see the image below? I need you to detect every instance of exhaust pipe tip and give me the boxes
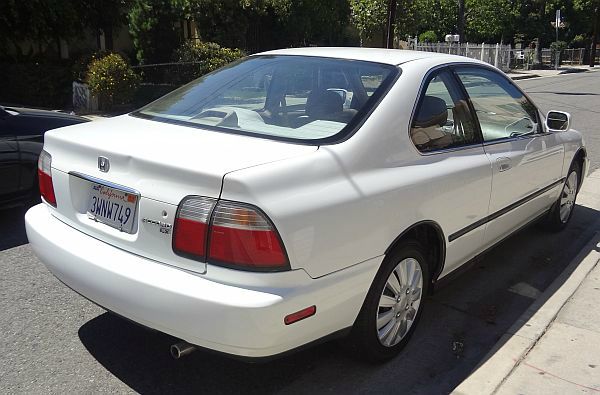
[170,341,196,359]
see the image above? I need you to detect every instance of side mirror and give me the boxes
[546,110,571,131]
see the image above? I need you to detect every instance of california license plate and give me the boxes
[87,183,138,233]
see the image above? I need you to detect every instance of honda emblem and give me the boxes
[98,156,110,172]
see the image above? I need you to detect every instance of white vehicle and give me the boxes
[25,48,589,361]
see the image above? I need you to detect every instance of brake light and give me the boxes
[38,150,56,207]
[173,197,216,259]
[208,201,288,270]
[172,197,289,271]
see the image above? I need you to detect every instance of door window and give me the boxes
[410,70,479,152]
[455,67,539,142]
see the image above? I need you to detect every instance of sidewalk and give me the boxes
[508,65,599,81]
[454,170,600,394]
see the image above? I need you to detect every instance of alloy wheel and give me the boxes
[376,257,423,347]
[559,171,578,223]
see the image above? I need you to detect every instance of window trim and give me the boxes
[129,55,401,146]
[408,65,483,155]
[450,64,544,145]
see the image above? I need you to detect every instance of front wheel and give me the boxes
[348,241,429,362]
[545,164,580,231]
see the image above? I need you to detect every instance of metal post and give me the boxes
[555,9,560,70]
[385,0,397,49]
[494,43,499,67]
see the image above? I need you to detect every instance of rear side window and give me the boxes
[410,70,479,152]
[455,67,539,142]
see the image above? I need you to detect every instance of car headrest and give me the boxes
[414,96,448,128]
[305,89,344,118]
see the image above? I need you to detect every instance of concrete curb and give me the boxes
[510,74,541,81]
[453,231,600,395]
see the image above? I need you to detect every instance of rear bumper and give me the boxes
[25,203,380,358]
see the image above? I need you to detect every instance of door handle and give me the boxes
[496,157,512,172]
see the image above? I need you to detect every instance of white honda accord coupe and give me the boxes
[25,48,589,362]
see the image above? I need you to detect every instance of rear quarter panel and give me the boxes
[222,57,494,279]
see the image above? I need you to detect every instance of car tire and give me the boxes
[545,162,581,231]
[348,240,429,362]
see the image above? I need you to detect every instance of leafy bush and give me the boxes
[570,35,587,48]
[550,41,567,52]
[549,41,568,66]
[170,41,244,83]
[418,31,438,43]
[86,53,140,110]
[72,50,110,83]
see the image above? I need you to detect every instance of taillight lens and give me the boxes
[38,150,56,207]
[172,196,289,271]
[208,201,288,270]
[172,196,216,259]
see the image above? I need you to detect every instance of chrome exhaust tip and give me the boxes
[170,341,196,359]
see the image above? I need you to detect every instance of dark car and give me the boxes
[0,105,89,208]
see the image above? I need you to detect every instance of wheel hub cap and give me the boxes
[559,171,578,223]
[376,257,424,347]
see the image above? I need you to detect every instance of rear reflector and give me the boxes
[284,306,317,325]
[173,197,216,259]
[38,150,56,207]
[208,201,288,270]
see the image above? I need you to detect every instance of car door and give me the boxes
[454,66,564,248]
[0,114,21,198]
[408,68,492,275]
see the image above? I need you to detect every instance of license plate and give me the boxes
[87,183,138,233]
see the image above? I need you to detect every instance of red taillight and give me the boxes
[172,197,216,259]
[38,150,56,207]
[172,197,289,271]
[208,202,288,270]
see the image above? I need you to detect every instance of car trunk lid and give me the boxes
[43,115,317,273]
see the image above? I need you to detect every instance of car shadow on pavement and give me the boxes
[77,205,600,394]
[0,204,34,251]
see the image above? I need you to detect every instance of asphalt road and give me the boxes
[516,69,600,171]
[1,71,600,394]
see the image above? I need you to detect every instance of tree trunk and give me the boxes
[535,0,546,66]
[591,6,599,67]
[458,0,465,42]
[104,26,114,51]
[386,0,398,48]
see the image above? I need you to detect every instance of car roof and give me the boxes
[254,47,486,66]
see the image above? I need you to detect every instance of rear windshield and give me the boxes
[133,55,398,143]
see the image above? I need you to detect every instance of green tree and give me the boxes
[0,0,86,59]
[465,0,514,42]
[574,0,600,66]
[349,0,388,45]
[411,0,458,42]
[128,0,180,63]
[176,0,254,49]
[80,0,131,50]
[272,0,351,46]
